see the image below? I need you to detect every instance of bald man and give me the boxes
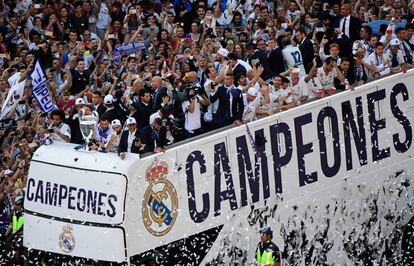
[151,76,169,111]
[336,3,361,43]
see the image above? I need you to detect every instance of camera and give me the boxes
[164,117,183,141]
[182,82,202,101]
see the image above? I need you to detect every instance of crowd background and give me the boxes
[0,0,414,264]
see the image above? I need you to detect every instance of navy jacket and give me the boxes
[140,125,167,153]
[210,85,244,127]
[118,129,143,155]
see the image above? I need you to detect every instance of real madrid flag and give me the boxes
[0,79,26,120]
[30,60,57,113]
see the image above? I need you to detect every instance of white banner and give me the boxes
[30,60,56,112]
[0,79,25,120]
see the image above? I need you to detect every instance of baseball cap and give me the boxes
[4,169,13,176]
[259,226,273,236]
[14,195,24,205]
[217,48,229,58]
[111,119,122,127]
[247,87,258,97]
[75,98,85,105]
[104,94,114,105]
[390,38,401,46]
[126,117,136,126]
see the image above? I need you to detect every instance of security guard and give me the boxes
[256,226,281,266]
[6,195,24,236]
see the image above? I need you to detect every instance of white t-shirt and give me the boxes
[278,87,294,105]
[289,78,309,101]
[282,45,306,78]
[307,78,323,99]
[285,10,301,22]
[109,131,122,153]
[316,66,337,89]
[49,122,71,143]
[364,52,390,77]
[182,97,202,131]
[242,94,260,122]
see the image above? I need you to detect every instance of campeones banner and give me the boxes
[30,60,57,113]
[127,72,414,259]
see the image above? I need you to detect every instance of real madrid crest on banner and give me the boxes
[58,224,76,253]
[142,158,178,237]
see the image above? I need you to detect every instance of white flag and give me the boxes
[30,60,56,112]
[0,80,26,120]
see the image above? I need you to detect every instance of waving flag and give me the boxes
[0,80,25,120]
[30,60,57,112]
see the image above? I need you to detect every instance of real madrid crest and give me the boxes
[142,158,178,237]
[59,224,76,253]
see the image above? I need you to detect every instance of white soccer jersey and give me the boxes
[282,45,307,78]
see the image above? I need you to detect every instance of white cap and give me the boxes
[111,119,122,127]
[390,38,401,46]
[126,117,136,126]
[247,87,258,97]
[75,98,85,105]
[4,169,13,176]
[217,48,229,57]
[104,94,114,105]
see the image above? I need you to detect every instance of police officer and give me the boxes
[6,196,24,237]
[256,226,281,266]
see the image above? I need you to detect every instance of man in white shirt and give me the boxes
[96,116,113,150]
[281,37,306,78]
[385,38,407,73]
[316,56,345,90]
[278,77,296,110]
[182,88,209,139]
[118,117,143,159]
[364,42,391,78]
[289,68,309,106]
[48,109,71,143]
[96,1,110,40]
[106,119,123,153]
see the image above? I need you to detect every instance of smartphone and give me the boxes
[34,4,41,9]
[45,31,53,37]
[108,34,115,39]
[129,9,137,14]
[48,129,54,133]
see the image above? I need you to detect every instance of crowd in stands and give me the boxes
[1,0,414,263]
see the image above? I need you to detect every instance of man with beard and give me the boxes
[106,119,123,153]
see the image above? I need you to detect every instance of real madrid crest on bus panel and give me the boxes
[59,224,76,253]
[142,158,178,237]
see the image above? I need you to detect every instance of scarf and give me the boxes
[113,42,146,65]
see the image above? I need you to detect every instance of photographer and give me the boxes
[182,86,210,139]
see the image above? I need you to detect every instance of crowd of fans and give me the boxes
[0,0,414,263]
